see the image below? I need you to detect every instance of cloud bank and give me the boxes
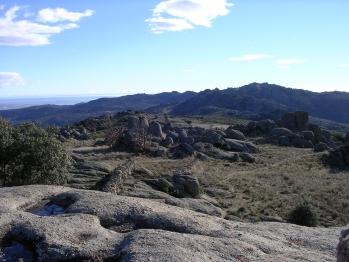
[146,0,233,33]
[0,72,24,88]
[0,6,94,46]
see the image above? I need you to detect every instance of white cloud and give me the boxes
[146,0,233,33]
[0,72,24,88]
[230,54,273,62]
[339,64,349,68]
[37,8,94,23]
[0,6,94,46]
[276,59,304,66]
[276,59,305,69]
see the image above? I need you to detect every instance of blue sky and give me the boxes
[0,0,349,97]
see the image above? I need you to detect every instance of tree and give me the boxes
[0,118,14,185]
[0,121,71,187]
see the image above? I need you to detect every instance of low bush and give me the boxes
[0,119,71,186]
[288,202,317,227]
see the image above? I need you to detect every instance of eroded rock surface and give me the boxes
[0,185,343,261]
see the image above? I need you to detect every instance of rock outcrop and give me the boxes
[0,185,344,261]
[281,111,309,131]
[94,160,135,193]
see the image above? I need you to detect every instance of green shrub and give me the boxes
[288,202,317,227]
[333,133,345,143]
[0,119,71,186]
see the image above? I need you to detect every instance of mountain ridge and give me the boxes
[1,83,349,125]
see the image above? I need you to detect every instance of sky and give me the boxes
[0,0,349,98]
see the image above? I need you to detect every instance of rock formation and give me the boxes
[0,185,344,261]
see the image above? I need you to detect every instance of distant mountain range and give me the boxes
[1,83,349,125]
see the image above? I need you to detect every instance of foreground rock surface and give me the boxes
[0,185,344,261]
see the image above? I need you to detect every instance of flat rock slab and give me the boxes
[0,185,344,261]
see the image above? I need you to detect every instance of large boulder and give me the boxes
[149,144,168,157]
[326,146,349,169]
[281,111,309,131]
[149,121,166,139]
[256,119,277,133]
[0,185,343,261]
[300,131,315,141]
[139,116,149,130]
[292,138,314,149]
[128,115,140,130]
[193,142,239,162]
[173,172,201,198]
[225,139,258,153]
[171,143,195,159]
[200,130,226,147]
[271,128,294,137]
[225,127,246,141]
[162,136,174,147]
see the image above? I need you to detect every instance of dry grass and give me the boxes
[110,145,348,227]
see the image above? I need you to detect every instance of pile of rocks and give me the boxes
[110,114,259,163]
[234,111,338,152]
[59,126,90,141]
